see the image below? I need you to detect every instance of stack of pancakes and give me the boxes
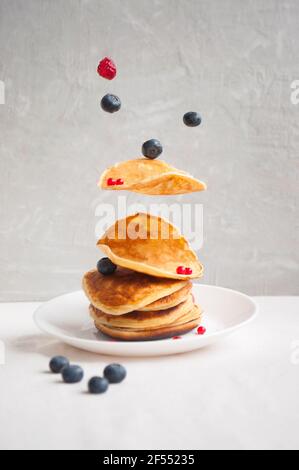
[83,213,204,341]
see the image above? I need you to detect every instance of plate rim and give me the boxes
[33,284,259,346]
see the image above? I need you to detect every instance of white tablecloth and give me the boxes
[0,297,298,450]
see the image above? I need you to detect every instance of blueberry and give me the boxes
[49,356,69,373]
[183,112,202,127]
[62,365,84,384]
[97,258,117,275]
[104,363,127,384]
[101,94,121,113]
[142,139,163,159]
[88,376,109,394]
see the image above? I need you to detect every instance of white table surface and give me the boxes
[0,296,298,450]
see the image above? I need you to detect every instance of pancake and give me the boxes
[82,267,187,315]
[139,281,192,311]
[99,158,207,196]
[97,212,204,280]
[93,305,202,341]
[90,294,195,330]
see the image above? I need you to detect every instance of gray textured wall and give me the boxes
[0,0,298,301]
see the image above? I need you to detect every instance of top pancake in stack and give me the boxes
[97,212,203,279]
[82,213,203,341]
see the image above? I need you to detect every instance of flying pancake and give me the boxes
[98,158,207,196]
[82,267,188,315]
[97,212,204,280]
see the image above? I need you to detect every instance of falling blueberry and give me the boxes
[101,94,121,113]
[88,377,109,394]
[142,139,163,159]
[62,365,84,384]
[49,356,69,373]
[104,364,127,384]
[97,258,117,276]
[183,112,202,127]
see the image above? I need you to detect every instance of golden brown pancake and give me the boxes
[99,158,207,196]
[82,267,188,315]
[97,213,204,280]
[139,281,192,311]
[90,294,195,330]
[93,305,202,341]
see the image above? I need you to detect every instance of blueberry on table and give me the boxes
[88,377,109,394]
[183,112,202,127]
[142,139,163,159]
[49,356,69,373]
[104,364,127,384]
[101,94,121,113]
[62,365,84,384]
[97,258,117,275]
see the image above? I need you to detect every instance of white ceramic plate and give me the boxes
[34,285,258,357]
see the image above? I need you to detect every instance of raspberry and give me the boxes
[107,178,124,186]
[97,57,117,80]
[176,266,192,275]
[197,326,206,335]
[176,266,186,275]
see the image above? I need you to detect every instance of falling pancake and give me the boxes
[90,294,195,330]
[98,158,207,195]
[97,212,204,280]
[82,267,188,315]
[94,305,202,341]
[139,281,192,311]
